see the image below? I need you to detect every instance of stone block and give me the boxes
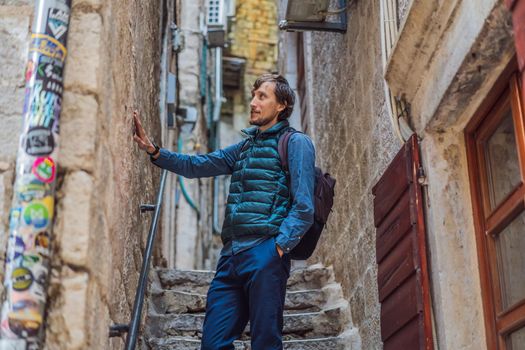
[0,1,33,5]
[85,280,111,350]
[59,91,98,171]
[0,164,14,292]
[63,11,102,94]
[45,268,89,350]
[57,170,93,266]
[0,110,22,162]
[72,0,102,11]
[61,271,89,349]
[0,10,30,87]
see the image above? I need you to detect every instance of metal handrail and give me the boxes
[110,169,168,349]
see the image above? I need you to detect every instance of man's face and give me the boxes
[249,82,285,128]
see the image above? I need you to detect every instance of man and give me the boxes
[133,74,315,350]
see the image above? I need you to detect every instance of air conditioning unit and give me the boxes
[207,0,225,26]
[225,0,236,18]
[207,0,226,47]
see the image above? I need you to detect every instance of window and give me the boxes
[466,63,525,349]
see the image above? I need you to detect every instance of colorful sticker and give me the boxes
[34,232,50,257]
[29,34,67,62]
[6,237,26,264]
[24,127,55,156]
[34,55,64,95]
[17,177,50,203]
[20,254,41,268]
[46,8,69,42]
[11,268,33,292]
[7,299,42,338]
[25,60,35,84]
[26,80,62,129]
[22,202,49,229]
[8,209,22,231]
[32,157,55,183]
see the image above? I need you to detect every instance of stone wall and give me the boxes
[289,1,402,347]
[0,3,33,304]
[0,0,167,348]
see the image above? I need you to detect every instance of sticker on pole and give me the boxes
[24,127,55,156]
[32,157,56,183]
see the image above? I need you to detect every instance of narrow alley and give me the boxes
[0,0,524,349]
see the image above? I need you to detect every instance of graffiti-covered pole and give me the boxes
[0,0,71,349]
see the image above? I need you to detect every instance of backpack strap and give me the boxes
[278,129,301,174]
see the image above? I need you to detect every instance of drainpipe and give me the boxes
[212,47,223,235]
[177,137,200,217]
[0,0,71,348]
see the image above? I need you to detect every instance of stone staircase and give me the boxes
[142,263,360,349]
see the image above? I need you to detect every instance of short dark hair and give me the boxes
[252,74,295,120]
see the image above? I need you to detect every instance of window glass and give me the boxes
[507,325,525,350]
[496,211,525,310]
[484,109,521,210]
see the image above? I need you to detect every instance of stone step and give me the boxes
[150,288,326,314]
[157,263,334,294]
[145,335,347,350]
[146,305,348,340]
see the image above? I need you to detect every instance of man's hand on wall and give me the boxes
[133,110,157,156]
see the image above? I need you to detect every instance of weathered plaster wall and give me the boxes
[1,0,166,348]
[419,131,487,350]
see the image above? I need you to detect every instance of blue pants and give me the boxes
[201,237,292,350]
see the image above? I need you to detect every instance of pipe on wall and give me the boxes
[212,47,223,236]
[0,0,72,348]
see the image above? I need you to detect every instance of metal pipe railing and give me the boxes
[109,169,168,349]
[125,169,167,349]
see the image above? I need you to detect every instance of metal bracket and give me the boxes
[279,0,348,33]
[109,324,129,338]
[140,204,156,213]
[279,19,347,33]
[170,23,185,53]
[417,166,428,186]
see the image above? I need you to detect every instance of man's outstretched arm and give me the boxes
[151,144,242,178]
[133,110,243,178]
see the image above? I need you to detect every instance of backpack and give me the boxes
[278,130,336,260]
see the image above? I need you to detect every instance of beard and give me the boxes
[249,112,275,127]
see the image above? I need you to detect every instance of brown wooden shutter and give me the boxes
[372,134,434,350]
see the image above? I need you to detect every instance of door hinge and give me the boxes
[417,166,428,186]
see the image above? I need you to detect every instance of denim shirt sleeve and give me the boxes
[151,139,245,178]
[275,133,315,253]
